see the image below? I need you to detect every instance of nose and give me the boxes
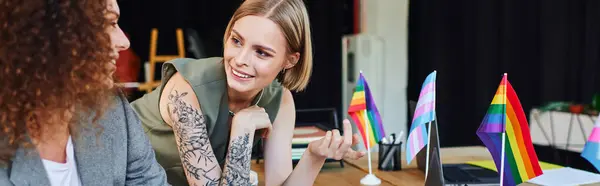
[115,28,130,51]
[234,47,251,67]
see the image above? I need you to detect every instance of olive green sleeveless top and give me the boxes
[130,57,283,186]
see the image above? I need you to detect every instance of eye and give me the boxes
[107,20,118,28]
[256,49,271,57]
[231,37,241,46]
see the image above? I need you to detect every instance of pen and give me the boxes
[382,137,389,144]
[397,131,404,144]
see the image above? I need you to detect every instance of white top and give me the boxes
[41,136,82,186]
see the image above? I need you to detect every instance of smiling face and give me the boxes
[104,0,130,86]
[223,15,298,93]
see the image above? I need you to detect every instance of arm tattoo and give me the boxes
[221,133,252,186]
[168,90,220,185]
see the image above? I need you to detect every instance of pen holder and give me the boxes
[378,141,402,171]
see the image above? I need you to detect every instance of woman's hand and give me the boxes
[308,119,366,160]
[232,106,272,138]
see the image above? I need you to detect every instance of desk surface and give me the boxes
[252,146,598,185]
[344,146,600,186]
[344,146,492,185]
[251,161,395,186]
[250,147,492,186]
[344,146,492,170]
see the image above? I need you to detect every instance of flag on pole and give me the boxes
[476,74,543,186]
[406,71,437,164]
[348,72,386,149]
[581,114,600,172]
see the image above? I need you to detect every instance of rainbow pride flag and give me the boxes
[406,71,437,164]
[476,74,543,186]
[348,72,385,149]
[581,114,600,172]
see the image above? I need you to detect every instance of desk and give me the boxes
[343,146,492,185]
[344,146,600,186]
[252,146,598,185]
[251,161,395,186]
[249,147,490,185]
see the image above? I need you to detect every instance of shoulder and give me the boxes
[100,92,130,123]
[87,91,147,137]
[96,92,138,132]
[261,80,286,105]
[280,88,294,107]
[275,88,295,119]
[167,57,222,66]
[105,93,169,185]
[163,57,225,87]
[159,72,202,125]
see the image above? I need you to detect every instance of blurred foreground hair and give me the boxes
[0,0,117,164]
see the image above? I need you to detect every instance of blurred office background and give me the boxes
[115,0,600,172]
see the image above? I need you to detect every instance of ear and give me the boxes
[285,52,300,70]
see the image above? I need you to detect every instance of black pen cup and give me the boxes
[378,141,402,171]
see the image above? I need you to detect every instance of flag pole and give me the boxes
[425,70,437,179]
[359,71,381,185]
[500,132,506,186]
[425,121,432,179]
[500,73,508,186]
[365,110,373,175]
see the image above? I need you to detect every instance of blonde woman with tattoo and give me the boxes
[131,0,366,185]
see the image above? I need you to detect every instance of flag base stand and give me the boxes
[360,174,381,185]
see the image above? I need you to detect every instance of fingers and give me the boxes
[258,107,266,112]
[329,129,343,159]
[343,149,367,160]
[342,119,353,145]
[315,131,333,157]
[265,124,273,138]
[257,107,270,126]
[336,120,354,160]
[248,105,263,110]
[335,134,353,160]
[323,119,359,160]
[249,107,271,130]
[261,124,272,138]
[241,106,266,113]
[308,120,366,161]
[352,134,361,146]
[254,106,266,112]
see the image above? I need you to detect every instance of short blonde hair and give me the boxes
[223,0,313,92]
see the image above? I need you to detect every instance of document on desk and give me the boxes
[527,167,600,185]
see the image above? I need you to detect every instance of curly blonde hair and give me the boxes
[0,0,117,164]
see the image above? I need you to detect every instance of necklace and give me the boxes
[228,89,264,116]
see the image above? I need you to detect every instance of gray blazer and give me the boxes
[0,94,169,186]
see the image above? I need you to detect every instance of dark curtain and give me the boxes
[118,0,242,66]
[408,0,600,148]
[294,0,355,120]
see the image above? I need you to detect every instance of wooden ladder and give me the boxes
[138,28,185,93]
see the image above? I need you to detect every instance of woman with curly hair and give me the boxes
[0,0,168,185]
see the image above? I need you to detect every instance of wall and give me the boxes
[360,0,410,146]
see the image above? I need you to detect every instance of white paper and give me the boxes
[527,167,600,185]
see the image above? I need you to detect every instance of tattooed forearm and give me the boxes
[221,133,252,186]
[168,90,221,185]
